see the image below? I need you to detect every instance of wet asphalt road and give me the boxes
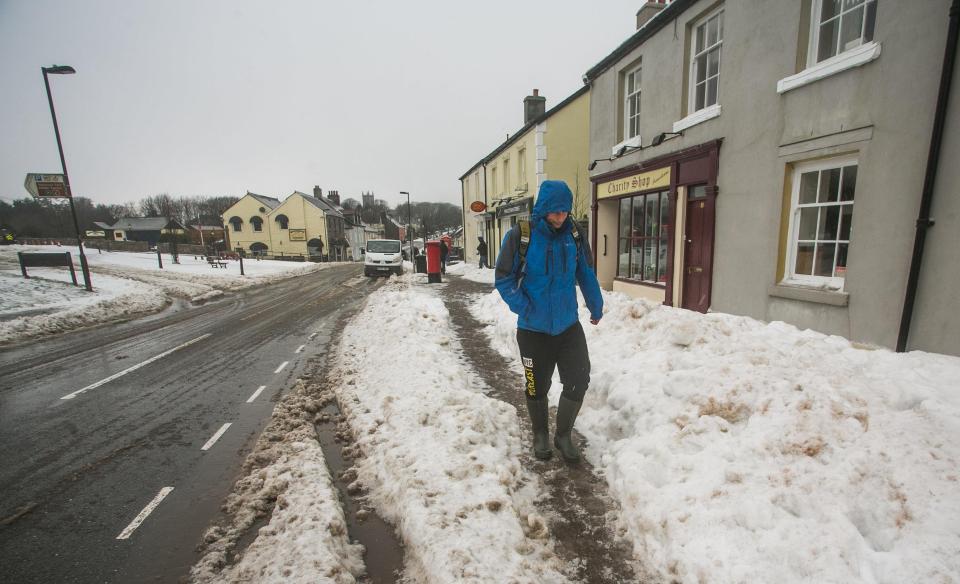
[0,263,377,584]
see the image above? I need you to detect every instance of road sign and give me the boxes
[24,173,72,198]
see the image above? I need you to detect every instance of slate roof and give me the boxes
[109,217,184,231]
[292,191,344,219]
[246,192,281,210]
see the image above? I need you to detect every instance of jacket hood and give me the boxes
[531,180,573,219]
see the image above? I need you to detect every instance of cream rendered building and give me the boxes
[460,87,591,264]
[270,191,329,258]
[222,192,281,255]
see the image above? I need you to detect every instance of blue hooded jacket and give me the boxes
[494,180,604,335]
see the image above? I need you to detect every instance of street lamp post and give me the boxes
[42,65,93,292]
[400,191,412,260]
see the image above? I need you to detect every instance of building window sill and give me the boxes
[768,283,849,306]
[615,277,666,290]
[672,104,721,133]
[777,42,881,94]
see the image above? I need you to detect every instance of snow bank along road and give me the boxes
[0,263,377,584]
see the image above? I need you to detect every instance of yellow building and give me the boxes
[222,192,281,255]
[460,87,590,264]
[222,190,337,259]
[269,191,329,258]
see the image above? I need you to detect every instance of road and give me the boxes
[0,263,378,583]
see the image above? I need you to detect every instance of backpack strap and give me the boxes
[516,218,582,277]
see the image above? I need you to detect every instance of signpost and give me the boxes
[24,173,71,199]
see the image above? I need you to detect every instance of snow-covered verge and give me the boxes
[191,377,364,584]
[446,260,494,284]
[0,245,340,346]
[470,271,960,584]
[330,273,567,582]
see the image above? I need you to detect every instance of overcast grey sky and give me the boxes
[0,1,640,209]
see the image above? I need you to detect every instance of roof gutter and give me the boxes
[896,0,959,352]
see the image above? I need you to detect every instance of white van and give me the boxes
[364,239,403,277]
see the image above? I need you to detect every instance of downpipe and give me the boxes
[896,0,959,352]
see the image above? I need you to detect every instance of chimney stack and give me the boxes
[636,0,667,30]
[328,190,340,205]
[523,89,546,124]
[313,185,323,199]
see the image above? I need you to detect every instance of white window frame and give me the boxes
[491,167,498,196]
[688,6,724,116]
[784,155,858,290]
[503,158,510,193]
[516,148,528,193]
[808,0,877,66]
[624,62,643,140]
[778,0,880,93]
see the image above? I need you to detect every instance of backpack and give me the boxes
[516,218,583,276]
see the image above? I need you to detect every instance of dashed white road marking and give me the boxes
[240,308,270,322]
[295,344,305,353]
[274,361,289,374]
[246,385,266,403]
[308,332,318,340]
[116,487,174,540]
[62,334,212,400]
[201,423,232,451]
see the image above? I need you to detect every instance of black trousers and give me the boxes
[516,322,590,403]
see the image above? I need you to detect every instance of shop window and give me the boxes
[617,190,670,284]
[785,156,857,289]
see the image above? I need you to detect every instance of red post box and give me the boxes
[425,240,442,283]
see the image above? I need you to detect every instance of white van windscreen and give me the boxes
[367,241,401,253]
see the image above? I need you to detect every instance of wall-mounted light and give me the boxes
[588,157,614,171]
[650,131,683,147]
[616,143,644,157]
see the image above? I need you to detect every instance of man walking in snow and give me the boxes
[477,237,489,269]
[494,180,603,463]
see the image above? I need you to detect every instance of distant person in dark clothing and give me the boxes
[477,237,489,269]
[440,239,449,273]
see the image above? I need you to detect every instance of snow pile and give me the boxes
[473,289,960,583]
[332,274,567,582]
[0,268,167,345]
[446,261,495,284]
[191,378,364,584]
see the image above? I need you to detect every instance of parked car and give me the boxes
[364,239,403,277]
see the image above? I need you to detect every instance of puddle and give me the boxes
[314,402,404,583]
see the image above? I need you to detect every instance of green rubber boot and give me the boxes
[553,396,583,463]
[526,399,552,460]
